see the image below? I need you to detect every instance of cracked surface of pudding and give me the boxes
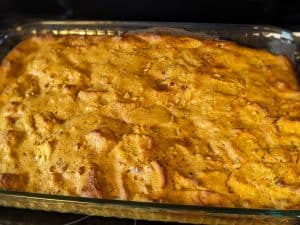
[0,34,299,209]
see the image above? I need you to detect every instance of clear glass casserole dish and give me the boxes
[0,21,299,225]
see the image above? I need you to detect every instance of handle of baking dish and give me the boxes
[293,31,300,48]
[293,32,300,80]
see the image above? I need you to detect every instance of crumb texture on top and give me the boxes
[0,34,299,209]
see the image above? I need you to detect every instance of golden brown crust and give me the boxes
[0,34,299,209]
[0,173,28,190]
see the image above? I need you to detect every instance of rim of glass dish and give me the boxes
[0,189,299,217]
[2,20,293,40]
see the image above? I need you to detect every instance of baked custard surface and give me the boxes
[0,34,299,209]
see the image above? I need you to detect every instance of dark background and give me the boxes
[0,0,300,29]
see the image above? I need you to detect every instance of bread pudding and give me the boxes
[0,34,299,209]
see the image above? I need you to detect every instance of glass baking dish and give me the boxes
[0,21,299,225]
